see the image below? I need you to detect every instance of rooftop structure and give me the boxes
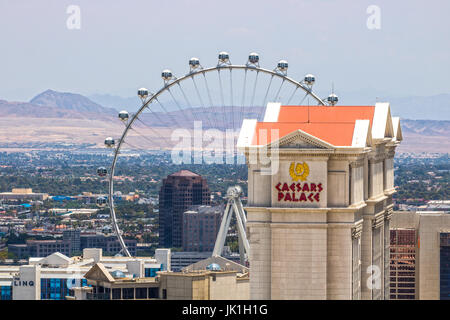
[0,189,48,202]
[70,256,249,300]
[0,248,171,300]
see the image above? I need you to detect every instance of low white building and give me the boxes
[0,248,171,300]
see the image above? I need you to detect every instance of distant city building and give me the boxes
[79,234,137,256]
[416,200,450,213]
[63,229,81,254]
[389,228,417,299]
[8,233,137,258]
[182,205,223,252]
[159,170,211,248]
[390,210,450,300]
[0,188,48,202]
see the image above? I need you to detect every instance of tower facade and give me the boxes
[238,102,402,299]
[159,170,211,248]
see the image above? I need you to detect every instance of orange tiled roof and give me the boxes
[251,105,376,147]
[253,122,356,146]
[277,106,375,125]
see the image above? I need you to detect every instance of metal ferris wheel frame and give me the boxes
[107,57,328,257]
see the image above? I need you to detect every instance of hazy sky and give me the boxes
[1,0,449,102]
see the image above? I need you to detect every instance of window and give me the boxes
[0,286,12,300]
[148,287,159,299]
[440,233,450,300]
[112,288,121,300]
[136,288,147,299]
[122,288,134,300]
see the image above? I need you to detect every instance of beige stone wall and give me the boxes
[372,224,383,300]
[328,172,347,207]
[391,211,419,229]
[248,164,272,207]
[351,166,364,205]
[161,275,195,300]
[328,160,349,208]
[360,214,373,300]
[209,274,249,300]
[369,161,384,198]
[247,210,272,300]
[327,226,353,299]
[417,213,449,300]
[271,225,327,299]
[384,158,395,190]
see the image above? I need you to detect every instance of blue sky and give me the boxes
[1,0,449,102]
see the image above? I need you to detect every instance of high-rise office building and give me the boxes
[238,102,402,299]
[390,211,450,300]
[159,170,211,248]
[389,228,417,299]
[63,229,81,254]
[440,232,450,300]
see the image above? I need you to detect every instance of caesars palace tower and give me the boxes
[237,102,402,300]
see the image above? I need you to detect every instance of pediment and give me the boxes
[84,263,115,282]
[44,252,71,266]
[373,102,394,140]
[270,130,334,150]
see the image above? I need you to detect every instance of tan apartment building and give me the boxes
[390,211,450,300]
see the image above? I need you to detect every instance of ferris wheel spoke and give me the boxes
[229,69,235,131]
[176,82,199,124]
[286,86,299,105]
[262,75,274,111]
[153,98,184,129]
[134,117,172,147]
[191,77,213,129]
[142,101,171,128]
[298,91,310,105]
[201,72,216,128]
[122,139,161,153]
[128,130,162,150]
[249,71,260,123]
[202,72,214,107]
[239,69,248,131]
[167,88,194,126]
[273,79,285,102]
[217,69,227,130]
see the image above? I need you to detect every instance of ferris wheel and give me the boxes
[96,51,339,257]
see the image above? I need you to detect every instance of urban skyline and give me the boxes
[0,0,449,307]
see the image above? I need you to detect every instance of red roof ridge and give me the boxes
[169,170,200,177]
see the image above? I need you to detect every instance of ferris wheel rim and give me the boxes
[107,63,327,257]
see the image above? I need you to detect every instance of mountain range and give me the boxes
[0,90,116,119]
[88,92,450,121]
[0,89,448,153]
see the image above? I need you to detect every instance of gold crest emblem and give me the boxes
[289,162,309,181]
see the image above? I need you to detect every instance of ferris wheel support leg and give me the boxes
[231,201,250,256]
[238,228,245,265]
[213,201,232,257]
[234,198,247,225]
